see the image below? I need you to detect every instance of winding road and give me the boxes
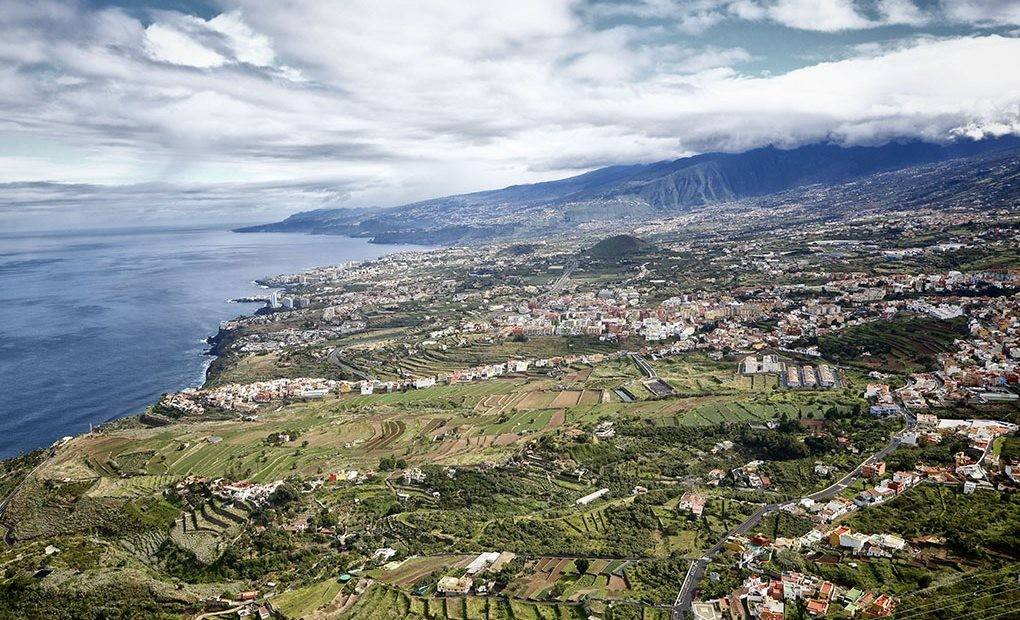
[671,415,914,619]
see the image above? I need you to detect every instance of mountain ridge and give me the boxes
[237,136,1020,244]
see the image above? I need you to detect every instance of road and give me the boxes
[671,416,914,619]
[327,349,374,382]
[545,260,578,297]
[672,503,771,617]
[803,435,902,503]
[631,353,657,379]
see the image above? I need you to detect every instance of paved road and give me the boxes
[327,349,374,382]
[545,260,578,297]
[671,416,914,619]
[631,353,657,379]
[804,435,902,503]
[672,504,770,617]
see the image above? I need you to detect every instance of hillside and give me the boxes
[583,234,651,259]
[237,136,1020,244]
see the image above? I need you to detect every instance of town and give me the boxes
[1,157,1018,620]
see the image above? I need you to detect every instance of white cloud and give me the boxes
[740,0,873,31]
[876,0,930,26]
[207,11,276,67]
[0,0,1017,221]
[609,0,1020,32]
[144,23,226,68]
[942,0,1020,27]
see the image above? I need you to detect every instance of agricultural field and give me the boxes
[273,578,345,619]
[341,582,597,619]
[0,341,960,618]
[352,336,623,384]
[504,557,632,602]
[376,555,475,588]
[649,354,754,395]
[817,315,967,373]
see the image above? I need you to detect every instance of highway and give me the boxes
[630,353,657,379]
[327,349,374,382]
[545,259,578,297]
[671,415,914,619]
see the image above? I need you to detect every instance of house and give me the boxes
[840,532,870,554]
[437,575,473,595]
[827,526,852,547]
[692,602,723,620]
[870,404,901,417]
[402,468,426,484]
[862,461,886,479]
[679,492,706,516]
[510,360,530,372]
[865,593,897,617]
[806,598,829,616]
[412,376,436,389]
[871,534,906,552]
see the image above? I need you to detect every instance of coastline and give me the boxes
[0,229,419,462]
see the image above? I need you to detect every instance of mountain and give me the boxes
[237,136,1020,244]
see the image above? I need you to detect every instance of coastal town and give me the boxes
[1,158,1018,620]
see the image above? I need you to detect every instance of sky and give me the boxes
[1,0,1019,230]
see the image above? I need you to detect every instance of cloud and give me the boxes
[608,0,1020,32]
[144,22,226,68]
[0,0,1016,223]
[875,0,930,27]
[942,1,1020,27]
[0,178,368,232]
[733,0,873,31]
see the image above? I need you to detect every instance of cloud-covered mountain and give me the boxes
[238,136,1020,244]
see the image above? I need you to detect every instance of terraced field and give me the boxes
[561,508,609,538]
[818,316,965,372]
[505,556,632,603]
[342,582,595,619]
[89,474,183,498]
[377,337,620,383]
[119,529,169,566]
[378,555,474,587]
[274,578,345,619]
[364,420,408,450]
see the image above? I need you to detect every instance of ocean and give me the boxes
[0,226,418,459]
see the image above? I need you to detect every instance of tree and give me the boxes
[574,558,590,575]
[269,483,300,507]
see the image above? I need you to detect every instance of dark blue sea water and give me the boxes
[0,226,418,458]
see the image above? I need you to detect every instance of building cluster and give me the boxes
[693,570,897,619]
[740,353,838,390]
[173,476,285,509]
[731,461,771,490]
[158,378,343,415]
[434,551,517,596]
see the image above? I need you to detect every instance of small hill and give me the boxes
[584,234,650,259]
